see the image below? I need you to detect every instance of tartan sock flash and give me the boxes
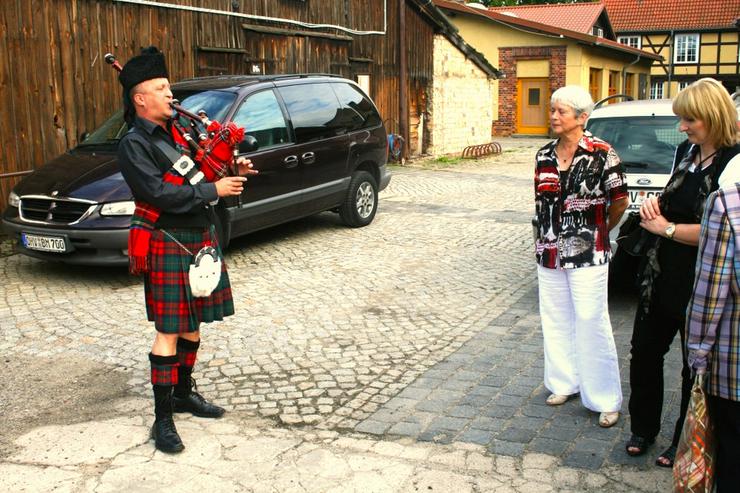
[174,338,200,397]
[149,353,179,386]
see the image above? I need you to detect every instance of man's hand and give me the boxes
[236,157,258,176]
[215,176,247,197]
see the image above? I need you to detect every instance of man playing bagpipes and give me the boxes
[115,46,257,453]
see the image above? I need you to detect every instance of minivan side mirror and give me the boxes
[239,135,259,154]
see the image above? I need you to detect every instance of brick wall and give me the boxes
[429,35,495,156]
[493,46,566,136]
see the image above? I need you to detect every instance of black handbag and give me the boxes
[616,212,656,256]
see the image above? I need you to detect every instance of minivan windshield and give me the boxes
[587,116,684,174]
[78,89,236,147]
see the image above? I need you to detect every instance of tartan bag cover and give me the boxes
[673,373,715,492]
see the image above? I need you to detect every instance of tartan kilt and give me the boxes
[145,226,234,334]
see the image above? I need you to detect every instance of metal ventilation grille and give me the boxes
[20,198,92,224]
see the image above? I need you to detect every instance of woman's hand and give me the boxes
[639,196,661,221]
[639,213,670,236]
[236,157,258,176]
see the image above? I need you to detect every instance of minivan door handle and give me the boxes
[301,152,315,165]
[284,155,298,168]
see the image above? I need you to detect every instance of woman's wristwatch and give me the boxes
[665,222,676,239]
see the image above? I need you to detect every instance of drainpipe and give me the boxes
[667,29,674,98]
[621,53,641,96]
[399,0,408,159]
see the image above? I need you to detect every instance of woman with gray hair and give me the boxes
[533,85,629,427]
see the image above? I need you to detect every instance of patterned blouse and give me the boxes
[534,131,627,269]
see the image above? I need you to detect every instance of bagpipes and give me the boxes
[104,52,246,204]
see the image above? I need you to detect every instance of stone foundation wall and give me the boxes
[429,35,495,156]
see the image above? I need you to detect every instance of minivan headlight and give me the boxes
[100,201,135,216]
[8,191,20,208]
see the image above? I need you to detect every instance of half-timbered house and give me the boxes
[604,0,740,98]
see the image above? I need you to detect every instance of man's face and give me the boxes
[131,77,173,125]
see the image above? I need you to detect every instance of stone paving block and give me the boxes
[487,439,525,457]
[418,429,455,445]
[500,385,534,397]
[526,437,570,456]
[538,424,580,441]
[479,375,510,388]
[490,393,528,408]
[426,416,469,433]
[459,394,492,408]
[468,384,501,396]
[415,400,451,414]
[571,438,613,455]
[454,428,496,446]
[481,405,517,419]
[520,404,556,419]
[448,405,479,419]
[355,420,390,436]
[508,416,547,431]
[561,450,605,470]
[396,387,431,401]
[387,421,422,438]
[469,417,506,433]
[496,427,537,444]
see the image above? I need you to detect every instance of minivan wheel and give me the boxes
[339,171,378,227]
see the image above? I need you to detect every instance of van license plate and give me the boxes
[21,233,67,253]
[628,189,662,210]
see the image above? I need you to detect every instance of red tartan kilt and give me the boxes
[145,227,234,334]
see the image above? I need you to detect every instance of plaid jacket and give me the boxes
[686,184,740,401]
[534,131,627,269]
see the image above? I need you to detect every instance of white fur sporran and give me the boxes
[188,246,222,297]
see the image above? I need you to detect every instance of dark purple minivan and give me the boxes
[3,75,390,265]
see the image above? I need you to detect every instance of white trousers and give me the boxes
[537,263,622,412]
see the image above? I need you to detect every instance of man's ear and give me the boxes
[131,91,146,107]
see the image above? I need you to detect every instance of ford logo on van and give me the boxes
[636,178,652,185]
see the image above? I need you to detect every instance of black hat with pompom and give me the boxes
[119,46,169,124]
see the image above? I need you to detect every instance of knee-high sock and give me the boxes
[149,353,179,420]
[174,338,200,397]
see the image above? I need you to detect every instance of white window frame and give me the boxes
[674,33,699,64]
[618,36,641,49]
[678,80,692,91]
[650,81,664,99]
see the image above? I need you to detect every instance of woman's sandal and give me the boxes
[599,411,620,428]
[655,445,677,468]
[625,434,655,456]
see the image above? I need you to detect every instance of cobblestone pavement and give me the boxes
[1,137,681,490]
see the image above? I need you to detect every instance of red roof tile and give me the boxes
[603,0,740,32]
[489,2,605,35]
[435,0,662,60]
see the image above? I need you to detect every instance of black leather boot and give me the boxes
[152,385,185,453]
[172,377,225,418]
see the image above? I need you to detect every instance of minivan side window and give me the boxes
[277,84,344,144]
[232,90,290,149]
[331,83,381,131]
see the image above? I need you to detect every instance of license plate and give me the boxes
[628,189,662,210]
[21,233,67,253]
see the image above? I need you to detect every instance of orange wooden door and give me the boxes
[517,78,549,135]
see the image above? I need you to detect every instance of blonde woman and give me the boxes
[626,78,740,467]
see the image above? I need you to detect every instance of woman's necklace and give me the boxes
[696,147,717,169]
[557,145,576,170]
